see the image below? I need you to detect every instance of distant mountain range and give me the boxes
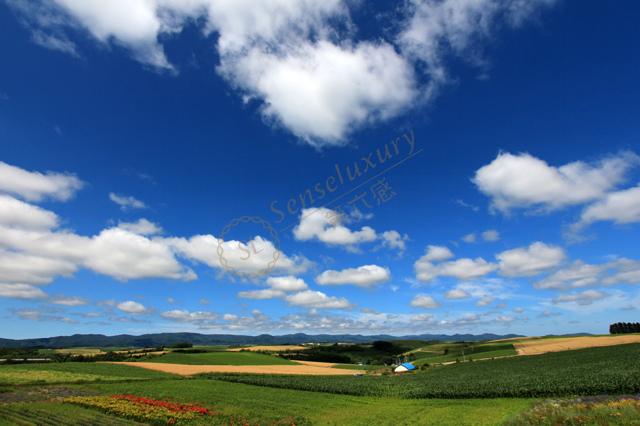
[0,332,528,349]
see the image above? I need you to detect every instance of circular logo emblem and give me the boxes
[217,216,280,277]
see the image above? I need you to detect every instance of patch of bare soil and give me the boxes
[109,362,363,376]
[293,360,337,367]
[515,335,640,355]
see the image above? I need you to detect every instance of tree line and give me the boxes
[609,322,640,334]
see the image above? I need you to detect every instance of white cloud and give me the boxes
[50,295,87,306]
[109,193,146,210]
[415,247,496,283]
[31,29,79,56]
[602,259,640,286]
[497,242,565,277]
[574,185,640,229]
[398,0,556,101]
[166,234,310,276]
[461,233,476,243]
[117,300,147,313]
[285,290,351,309]
[535,261,604,290]
[463,230,500,243]
[445,288,471,299]
[476,296,494,307]
[438,258,497,280]
[381,230,409,252]
[421,245,454,262]
[0,283,47,299]
[411,294,439,309]
[161,309,217,322]
[451,281,507,306]
[481,229,500,242]
[316,265,390,287]
[266,276,308,292]
[0,161,83,201]
[221,40,416,145]
[473,152,639,213]
[0,224,196,283]
[9,1,557,146]
[0,195,59,230]
[83,228,195,281]
[552,290,608,306]
[117,219,163,236]
[533,258,640,290]
[10,0,415,144]
[238,275,309,300]
[238,289,286,300]
[0,249,76,285]
[293,208,377,246]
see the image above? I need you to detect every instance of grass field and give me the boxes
[77,378,533,425]
[0,401,143,425]
[410,342,517,365]
[2,339,640,424]
[505,397,640,425]
[0,362,174,385]
[138,351,296,365]
[207,344,640,398]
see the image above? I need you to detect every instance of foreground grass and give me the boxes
[206,344,640,398]
[139,351,295,365]
[78,378,533,425]
[506,397,640,425]
[0,401,142,425]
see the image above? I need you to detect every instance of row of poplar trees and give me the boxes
[609,322,640,334]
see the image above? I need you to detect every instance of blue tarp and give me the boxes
[400,362,416,370]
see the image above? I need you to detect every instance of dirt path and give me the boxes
[108,362,363,376]
[514,335,640,355]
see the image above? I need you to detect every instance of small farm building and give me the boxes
[394,362,416,373]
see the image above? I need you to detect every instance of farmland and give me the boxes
[1,338,639,424]
[408,341,518,365]
[134,350,296,365]
[110,361,365,376]
[207,344,640,398]
[511,334,640,355]
[0,362,174,385]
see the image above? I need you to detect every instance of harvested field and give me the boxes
[294,360,338,367]
[514,335,640,355]
[109,361,364,376]
[226,345,309,352]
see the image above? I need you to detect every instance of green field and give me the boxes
[409,342,517,365]
[206,344,640,398]
[506,397,640,426]
[0,362,174,385]
[77,378,533,425]
[2,342,640,424]
[139,350,296,365]
[0,401,142,425]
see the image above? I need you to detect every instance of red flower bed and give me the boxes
[112,394,212,415]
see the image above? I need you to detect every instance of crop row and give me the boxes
[205,344,640,399]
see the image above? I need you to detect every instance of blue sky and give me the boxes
[1,0,639,339]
